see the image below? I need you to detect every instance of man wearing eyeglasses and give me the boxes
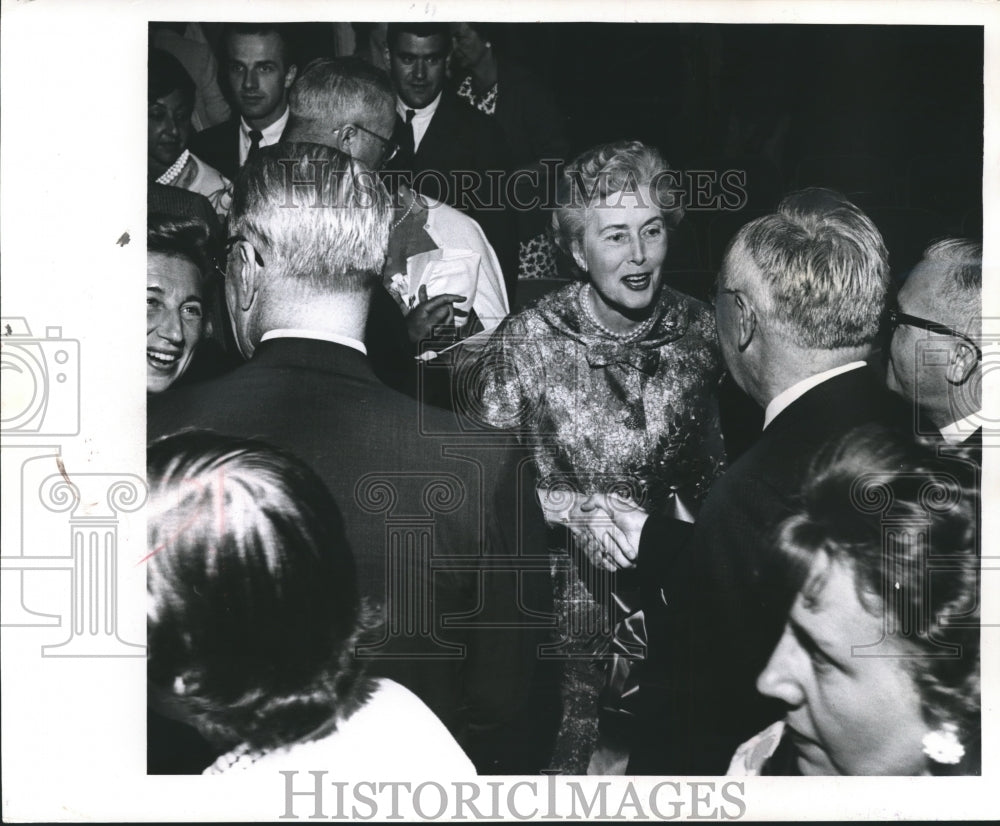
[383,22,518,302]
[284,57,511,402]
[886,239,983,445]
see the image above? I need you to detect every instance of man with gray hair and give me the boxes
[149,142,554,774]
[585,189,910,774]
[886,238,982,445]
[284,57,511,400]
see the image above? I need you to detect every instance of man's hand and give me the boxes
[568,493,650,572]
[406,284,466,344]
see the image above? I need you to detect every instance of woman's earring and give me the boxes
[922,722,965,765]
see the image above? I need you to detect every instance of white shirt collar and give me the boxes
[239,106,290,165]
[396,92,442,152]
[763,362,867,430]
[938,410,982,444]
[260,328,367,355]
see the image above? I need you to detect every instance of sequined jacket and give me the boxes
[478,281,727,516]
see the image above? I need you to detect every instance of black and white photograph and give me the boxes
[1,0,997,821]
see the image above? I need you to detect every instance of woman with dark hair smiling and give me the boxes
[729,424,980,776]
[146,215,212,394]
[146,431,475,776]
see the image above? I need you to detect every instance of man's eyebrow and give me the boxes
[182,296,203,305]
[397,50,446,59]
[147,286,164,294]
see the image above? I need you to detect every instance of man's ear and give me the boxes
[735,292,757,352]
[335,124,356,156]
[234,242,261,313]
[946,341,978,385]
[571,240,587,273]
[284,63,298,90]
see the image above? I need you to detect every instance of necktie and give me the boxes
[247,129,263,163]
[394,109,416,165]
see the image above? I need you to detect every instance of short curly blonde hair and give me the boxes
[550,140,685,261]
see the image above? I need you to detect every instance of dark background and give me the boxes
[197,22,984,285]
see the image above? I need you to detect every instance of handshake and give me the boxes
[538,489,652,572]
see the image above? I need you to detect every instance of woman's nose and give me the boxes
[157,311,184,344]
[162,113,180,138]
[755,626,806,707]
[630,235,647,264]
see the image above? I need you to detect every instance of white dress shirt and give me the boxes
[938,410,982,444]
[238,106,290,168]
[763,362,867,430]
[261,328,367,355]
[396,92,442,152]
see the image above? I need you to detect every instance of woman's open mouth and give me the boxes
[148,349,180,371]
[622,272,652,291]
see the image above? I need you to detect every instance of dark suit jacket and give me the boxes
[628,365,911,774]
[188,117,286,182]
[148,337,555,772]
[388,94,519,302]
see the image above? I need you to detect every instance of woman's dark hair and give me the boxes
[149,47,195,105]
[462,22,505,52]
[776,423,980,773]
[147,213,215,281]
[147,431,375,751]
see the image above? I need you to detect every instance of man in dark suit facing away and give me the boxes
[148,142,555,774]
[383,22,519,303]
[577,189,911,774]
[188,23,297,180]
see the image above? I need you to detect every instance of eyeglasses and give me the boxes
[886,308,982,361]
[713,286,740,307]
[350,123,399,163]
[216,235,265,276]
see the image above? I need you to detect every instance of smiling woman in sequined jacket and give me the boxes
[473,140,727,773]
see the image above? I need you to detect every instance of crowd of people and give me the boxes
[147,22,983,778]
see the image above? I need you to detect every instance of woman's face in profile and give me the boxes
[755,556,931,775]
[573,187,667,317]
[147,252,204,394]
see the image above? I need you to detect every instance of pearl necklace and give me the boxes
[390,190,417,232]
[155,149,190,186]
[580,284,656,343]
